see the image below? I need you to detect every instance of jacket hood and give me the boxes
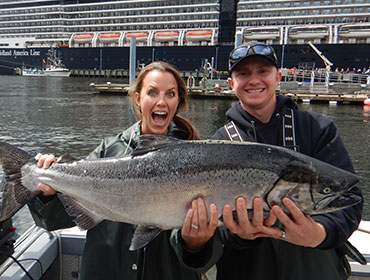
[226,95,297,128]
[225,95,298,142]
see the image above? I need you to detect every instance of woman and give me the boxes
[28,62,205,280]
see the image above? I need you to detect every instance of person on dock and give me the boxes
[172,41,363,279]
[28,61,211,280]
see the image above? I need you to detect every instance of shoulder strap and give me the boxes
[224,121,243,142]
[224,111,299,152]
[282,108,298,152]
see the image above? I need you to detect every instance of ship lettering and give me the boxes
[13,50,29,56]
[0,50,12,56]
[30,50,40,56]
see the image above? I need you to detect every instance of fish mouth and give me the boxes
[312,192,362,214]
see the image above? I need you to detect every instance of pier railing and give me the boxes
[279,69,370,94]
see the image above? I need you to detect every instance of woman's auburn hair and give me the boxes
[129,61,200,140]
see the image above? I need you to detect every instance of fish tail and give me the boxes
[0,141,36,221]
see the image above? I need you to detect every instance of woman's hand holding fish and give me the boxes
[222,197,282,240]
[181,198,219,251]
[271,198,327,247]
[35,153,57,196]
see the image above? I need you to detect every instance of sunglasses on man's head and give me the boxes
[230,44,275,60]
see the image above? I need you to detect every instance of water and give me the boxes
[0,76,369,236]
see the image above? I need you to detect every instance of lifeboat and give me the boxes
[339,23,370,38]
[289,25,329,39]
[125,32,148,42]
[243,26,280,40]
[154,31,179,42]
[73,33,94,43]
[185,30,212,41]
[58,43,69,48]
[98,32,121,43]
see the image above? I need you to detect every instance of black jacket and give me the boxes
[210,95,362,280]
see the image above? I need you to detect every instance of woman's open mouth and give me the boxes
[152,111,168,124]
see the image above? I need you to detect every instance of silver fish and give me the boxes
[0,135,361,250]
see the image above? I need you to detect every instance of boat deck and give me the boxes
[0,225,85,280]
[349,221,370,279]
[0,222,369,279]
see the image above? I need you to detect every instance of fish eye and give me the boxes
[322,187,331,194]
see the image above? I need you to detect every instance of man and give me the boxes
[172,41,363,279]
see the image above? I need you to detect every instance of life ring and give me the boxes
[364,98,370,106]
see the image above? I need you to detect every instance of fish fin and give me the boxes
[132,135,185,156]
[57,154,79,163]
[0,141,39,221]
[337,240,367,265]
[129,225,162,251]
[58,194,103,230]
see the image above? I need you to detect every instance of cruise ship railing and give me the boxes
[280,69,370,85]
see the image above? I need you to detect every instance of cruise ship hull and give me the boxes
[0,44,369,75]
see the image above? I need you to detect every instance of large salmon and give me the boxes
[0,135,361,250]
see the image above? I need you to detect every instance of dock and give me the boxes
[281,92,369,104]
[90,82,129,95]
[188,89,369,104]
[90,82,369,105]
[188,87,236,99]
[71,68,215,80]
[88,69,370,105]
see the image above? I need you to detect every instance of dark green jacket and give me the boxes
[28,121,202,280]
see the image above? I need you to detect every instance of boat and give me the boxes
[21,49,71,77]
[243,26,281,40]
[154,31,179,42]
[185,30,213,41]
[288,25,329,40]
[0,220,369,279]
[72,33,94,44]
[0,0,369,75]
[125,32,149,40]
[338,23,370,39]
[98,32,121,43]
[89,82,129,95]
[348,221,370,279]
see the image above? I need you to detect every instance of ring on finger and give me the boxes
[191,224,199,229]
[280,230,286,239]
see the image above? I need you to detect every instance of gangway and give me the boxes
[307,41,333,89]
[307,41,333,72]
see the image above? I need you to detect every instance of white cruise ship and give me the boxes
[0,0,369,74]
